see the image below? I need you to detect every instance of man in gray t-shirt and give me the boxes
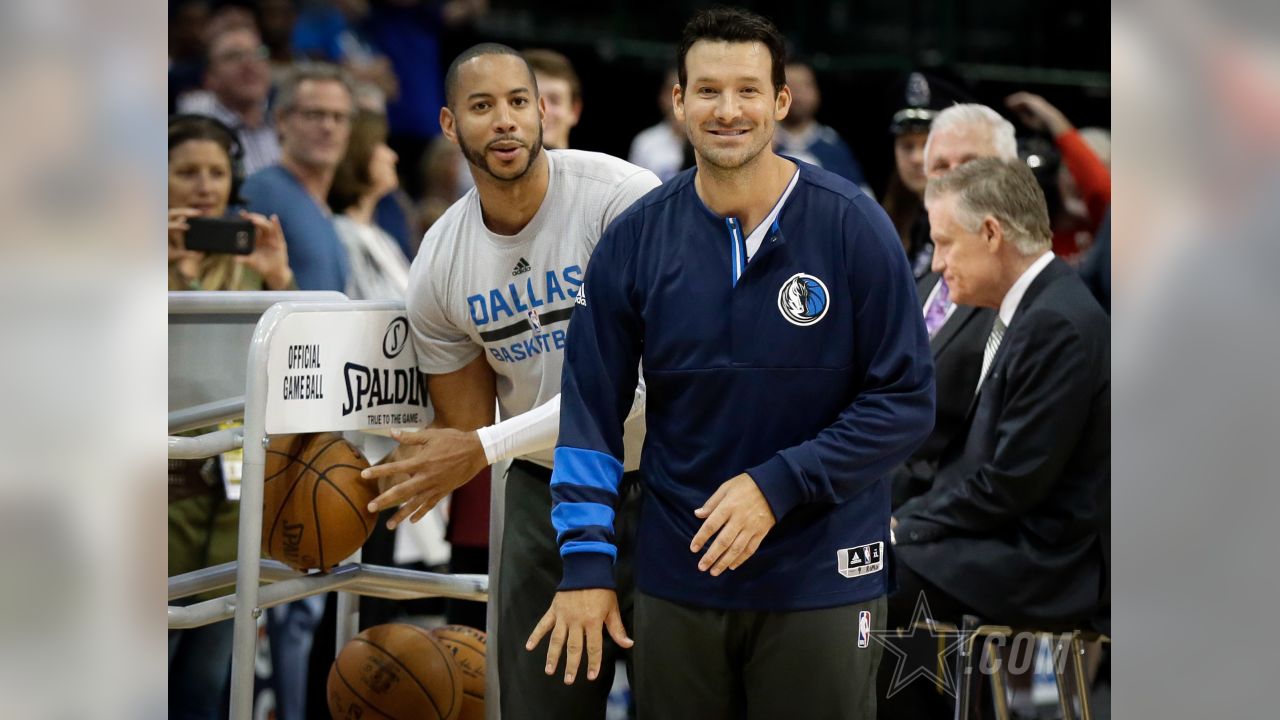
[362,43,658,719]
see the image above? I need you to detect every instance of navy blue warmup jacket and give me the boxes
[551,161,935,611]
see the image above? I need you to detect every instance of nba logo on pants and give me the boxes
[858,610,871,648]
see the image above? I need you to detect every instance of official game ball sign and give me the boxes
[265,310,432,434]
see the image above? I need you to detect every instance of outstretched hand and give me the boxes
[360,427,489,529]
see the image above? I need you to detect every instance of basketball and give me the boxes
[328,624,463,720]
[430,625,487,720]
[262,432,377,571]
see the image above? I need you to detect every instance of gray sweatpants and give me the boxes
[633,592,886,720]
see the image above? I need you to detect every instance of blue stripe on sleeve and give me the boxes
[551,502,616,535]
[561,540,618,560]
[551,447,623,492]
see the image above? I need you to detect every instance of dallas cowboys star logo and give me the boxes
[870,592,969,699]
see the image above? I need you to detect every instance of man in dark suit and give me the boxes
[892,157,1110,630]
[893,104,1019,508]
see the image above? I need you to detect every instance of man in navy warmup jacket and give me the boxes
[526,8,935,718]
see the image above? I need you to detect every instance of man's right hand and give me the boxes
[525,588,632,685]
[360,427,489,529]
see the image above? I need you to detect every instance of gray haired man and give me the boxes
[884,158,1110,716]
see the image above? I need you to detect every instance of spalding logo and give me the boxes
[382,316,410,359]
[777,273,829,326]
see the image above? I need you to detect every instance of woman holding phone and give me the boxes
[168,115,295,291]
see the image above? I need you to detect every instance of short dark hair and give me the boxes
[677,7,787,94]
[522,48,582,103]
[168,115,238,160]
[445,43,537,109]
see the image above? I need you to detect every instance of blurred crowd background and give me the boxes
[166,0,1110,273]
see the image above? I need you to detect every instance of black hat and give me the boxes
[889,71,974,135]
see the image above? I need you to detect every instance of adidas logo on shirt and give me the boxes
[511,257,532,277]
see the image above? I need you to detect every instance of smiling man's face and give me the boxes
[675,40,790,172]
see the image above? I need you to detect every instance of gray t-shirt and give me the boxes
[406,149,660,469]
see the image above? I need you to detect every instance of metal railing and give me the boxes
[167,292,489,720]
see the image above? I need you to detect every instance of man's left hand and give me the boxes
[690,473,776,576]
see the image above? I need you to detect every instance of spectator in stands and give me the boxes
[774,59,867,190]
[169,0,213,112]
[881,115,928,255]
[1007,91,1112,262]
[879,71,966,277]
[167,114,294,720]
[627,68,687,182]
[258,0,301,76]
[168,115,293,292]
[177,23,282,176]
[241,62,355,292]
[887,158,1109,715]
[351,82,422,259]
[523,49,582,150]
[328,109,412,299]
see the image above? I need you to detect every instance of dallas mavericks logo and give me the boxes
[777,273,830,326]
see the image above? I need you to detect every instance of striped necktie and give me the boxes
[977,317,1007,392]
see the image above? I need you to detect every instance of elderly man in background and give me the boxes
[885,157,1110,716]
[774,59,868,191]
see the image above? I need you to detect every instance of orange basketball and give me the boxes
[430,625,487,720]
[262,432,376,571]
[328,624,463,720]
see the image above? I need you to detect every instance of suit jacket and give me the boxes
[892,272,996,507]
[895,259,1110,628]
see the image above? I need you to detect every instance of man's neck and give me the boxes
[991,253,1041,310]
[694,151,796,235]
[281,157,335,209]
[473,150,551,236]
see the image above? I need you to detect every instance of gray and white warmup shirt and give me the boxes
[407,149,660,469]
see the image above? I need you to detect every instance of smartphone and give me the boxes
[184,216,255,255]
